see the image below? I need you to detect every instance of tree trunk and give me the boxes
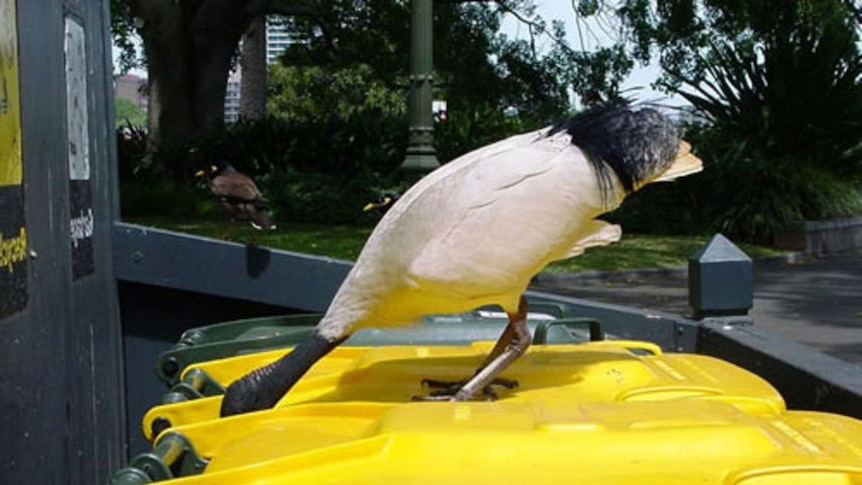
[129,0,320,181]
[134,0,250,181]
[138,1,192,168]
[240,15,268,121]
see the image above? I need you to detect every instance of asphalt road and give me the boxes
[530,250,862,364]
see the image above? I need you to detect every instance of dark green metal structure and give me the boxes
[2,1,862,484]
[0,1,125,484]
[400,0,440,178]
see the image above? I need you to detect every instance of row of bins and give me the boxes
[112,297,862,485]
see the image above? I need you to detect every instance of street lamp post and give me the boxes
[400,0,440,180]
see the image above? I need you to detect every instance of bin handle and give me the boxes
[533,318,605,345]
[110,432,208,485]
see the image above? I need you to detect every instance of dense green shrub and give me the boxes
[120,183,215,220]
[434,103,533,163]
[690,128,862,243]
[114,98,147,128]
[611,0,862,243]
[259,166,399,225]
[116,123,150,181]
[609,123,862,244]
[115,62,410,224]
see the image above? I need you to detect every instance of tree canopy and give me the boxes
[112,0,862,241]
[608,0,862,241]
[273,1,579,127]
[110,0,607,179]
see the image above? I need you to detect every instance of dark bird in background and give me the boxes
[195,162,276,230]
[220,102,702,416]
[363,192,401,214]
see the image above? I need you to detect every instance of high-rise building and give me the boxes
[224,16,298,122]
[224,69,242,123]
[266,17,294,64]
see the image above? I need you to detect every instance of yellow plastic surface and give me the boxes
[144,342,786,438]
[160,401,862,485]
[140,342,862,484]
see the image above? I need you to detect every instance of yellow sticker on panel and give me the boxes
[0,0,21,187]
[0,0,26,320]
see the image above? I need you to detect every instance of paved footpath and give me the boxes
[530,250,862,364]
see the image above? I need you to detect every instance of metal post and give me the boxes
[1,0,126,483]
[400,0,440,180]
[688,234,753,320]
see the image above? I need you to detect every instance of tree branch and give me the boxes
[443,0,609,58]
[852,6,862,24]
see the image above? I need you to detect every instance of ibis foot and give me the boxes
[411,377,519,401]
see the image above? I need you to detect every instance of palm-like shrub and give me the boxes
[627,1,862,242]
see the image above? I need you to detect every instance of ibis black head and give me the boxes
[549,100,681,203]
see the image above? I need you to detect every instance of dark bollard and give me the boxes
[688,234,753,320]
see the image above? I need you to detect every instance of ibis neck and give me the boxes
[220,331,343,416]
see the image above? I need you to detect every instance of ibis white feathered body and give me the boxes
[219,103,703,415]
[318,127,623,339]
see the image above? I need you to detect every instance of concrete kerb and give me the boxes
[531,250,811,286]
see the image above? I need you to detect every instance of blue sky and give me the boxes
[500,1,686,108]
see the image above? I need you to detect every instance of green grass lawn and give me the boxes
[127,217,783,273]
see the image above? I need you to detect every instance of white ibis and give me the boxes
[220,102,702,415]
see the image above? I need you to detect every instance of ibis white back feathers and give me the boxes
[220,102,703,415]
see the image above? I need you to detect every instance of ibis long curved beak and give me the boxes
[654,140,703,183]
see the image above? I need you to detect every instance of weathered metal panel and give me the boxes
[698,321,862,419]
[113,222,353,312]
[63,0,126,483]
[0,1,124,484]
[0,0,27,320]
[0,3,71,483]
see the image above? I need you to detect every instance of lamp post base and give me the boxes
[400,147,440,183]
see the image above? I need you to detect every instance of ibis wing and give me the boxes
[325,128,619,330]
[379,128,550,222]
[402,142,607,302]
[559,220,622,260]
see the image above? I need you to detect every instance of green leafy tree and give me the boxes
[110,0,644,182]
[240,1,621,223]
[267,64,405,123]
[620,0,862,168]
[609,0,862,241]
[110,0,350,181]
[272,1,638,162]
[274,1,576,128]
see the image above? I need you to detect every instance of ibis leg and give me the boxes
[415,296,530,401]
